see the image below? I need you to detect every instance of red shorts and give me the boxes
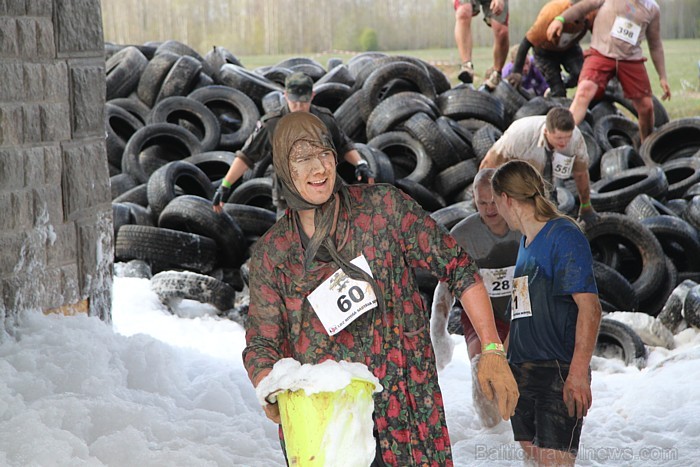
[579,48,652,100]
[460,308,510,347]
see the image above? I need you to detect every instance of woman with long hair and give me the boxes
[492,160,602,467]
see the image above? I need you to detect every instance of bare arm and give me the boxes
[646,11,671,100]
[564,292,602,418]
[459,282,501,346]
[479,148,506,170]
[572,163,593,213]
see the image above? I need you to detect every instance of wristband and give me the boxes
[356,160,368,166]
[221,179,233,188]
[482,342,505,353]
[555,15,565,24]
[580,201,591,209]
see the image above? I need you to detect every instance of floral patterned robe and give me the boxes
[243,184,481,466]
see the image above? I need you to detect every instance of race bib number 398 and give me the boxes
[307,254,378,336]
[611,16,641,45]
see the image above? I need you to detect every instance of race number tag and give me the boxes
[480,266,515,298]
[611,16,641,45]
[511,276,532,320]
[552,151,575,179]
[307,254,378,336]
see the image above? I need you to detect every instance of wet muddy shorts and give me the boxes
[579,47,652,100]
[454,0,509,26]
[509,360,586,454]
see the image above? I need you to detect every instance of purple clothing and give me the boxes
[503,59,549,96]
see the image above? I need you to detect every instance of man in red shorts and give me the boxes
[432,168,520,427]
[547,0,671,141]
[454,0,509,90]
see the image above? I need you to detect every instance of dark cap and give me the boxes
[284,72,313,102]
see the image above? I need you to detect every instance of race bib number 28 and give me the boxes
[480,266,515,298]
[307,254,378,336]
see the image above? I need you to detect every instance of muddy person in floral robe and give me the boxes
[242,112,518,466]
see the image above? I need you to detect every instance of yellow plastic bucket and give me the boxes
[277,378,377,467]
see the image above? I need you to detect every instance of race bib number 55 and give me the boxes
[307,254,378,336]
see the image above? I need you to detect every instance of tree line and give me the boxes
[101,0,700,57]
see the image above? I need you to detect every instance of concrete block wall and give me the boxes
[0,0,112,329]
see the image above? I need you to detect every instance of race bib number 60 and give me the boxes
[307,254,378,336]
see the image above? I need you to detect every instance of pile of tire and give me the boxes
[104,41,700,345]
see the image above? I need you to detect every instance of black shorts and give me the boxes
[509,360,585,454]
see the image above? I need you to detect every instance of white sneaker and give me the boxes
[458,61,475,84]
[484,69,502,91]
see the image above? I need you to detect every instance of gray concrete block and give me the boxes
[55,0,104,55]
[0,62,24,102]
[27,0,53,18]
[0,149,25,190]
[70,63,106,137]
[46,221,77,267]
[0,17,18,56]
[41,102,71,141]
[22,103,41,144]
[76,209,113,319]
[43,62,69,101]
[0,105,23,146]
[36,17,56,58]
[43,145,62,186]
[0,230,45,278]
[23,63,44,101]
[36,184,65,226]
[0,190,34,231]
[0,1,27,16]
[16,18,38,58]
[22,147,46,187]
[61,140,110,219]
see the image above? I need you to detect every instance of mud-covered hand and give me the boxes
[547,20,563,42]
[355,160,375,184]
[477,352,519,420]
[506,72,522,89]
[577,204,599,227]
[212,183,232,213]
[563,368,592,418]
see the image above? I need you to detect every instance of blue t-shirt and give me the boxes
[507,217,598,364]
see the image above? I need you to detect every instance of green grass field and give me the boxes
[240,38,700,120]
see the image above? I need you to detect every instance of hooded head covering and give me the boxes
[272,111,342,211]
[272,112,385,316]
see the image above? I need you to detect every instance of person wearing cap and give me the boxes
[243,111,519,466]
[212,72,374,214]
